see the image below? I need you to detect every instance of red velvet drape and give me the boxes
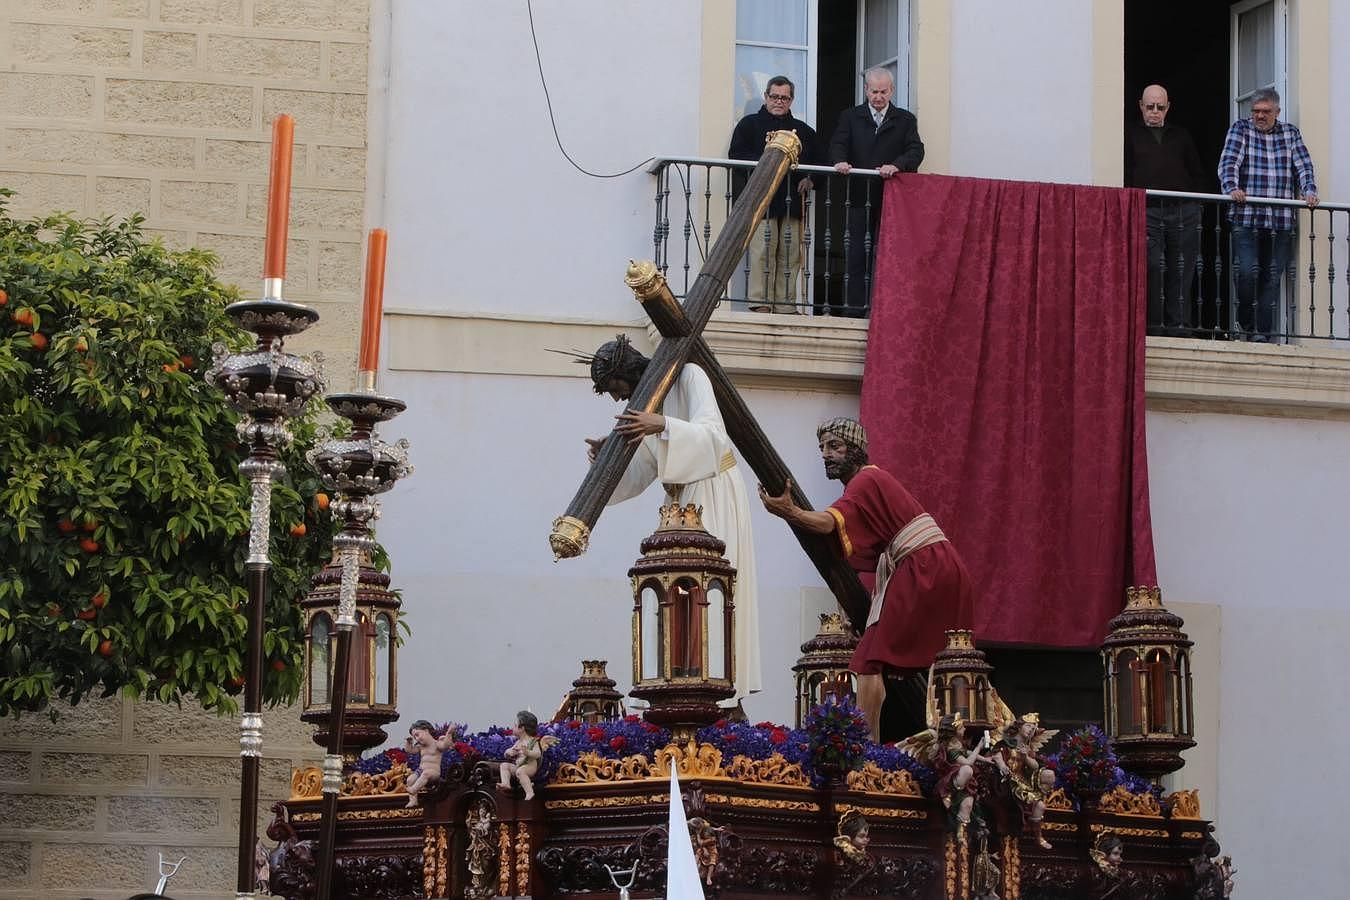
[860,174,1156,647]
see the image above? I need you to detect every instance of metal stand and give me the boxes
[206,298,323,899]
[307,390,412,900]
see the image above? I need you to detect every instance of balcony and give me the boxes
[649,157,1350,414]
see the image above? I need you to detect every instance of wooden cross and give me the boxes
[548,132,870,631]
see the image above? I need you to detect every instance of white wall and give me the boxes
[378,368,861,730]
[1147,410,1350,895]
[381,1,704,321]
[948,0,1095,183]
[1328,2,1350,202]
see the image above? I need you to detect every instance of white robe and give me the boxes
[610,363,761,699]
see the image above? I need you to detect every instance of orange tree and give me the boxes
[0,193,336,716]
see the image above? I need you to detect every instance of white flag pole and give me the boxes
[665,765,706,900]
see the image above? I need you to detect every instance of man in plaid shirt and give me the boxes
[1218,87,1319,340]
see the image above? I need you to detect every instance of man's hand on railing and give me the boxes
[834,162,852,174]
[878,164,899,178]
[1230,189,1246,203]
[1305,192,1320,208]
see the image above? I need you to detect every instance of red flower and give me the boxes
[454,741,475,757]
[567,720,582,730]
[713,719,728,729]
[723,733,738,742]
[609,736,627,750]
[387,749,408,764]
[624,714,640,723]
[769,730,788,745]
[755,721,776,729]
[587,726,606,742]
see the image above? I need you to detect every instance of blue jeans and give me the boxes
[1230,225,1292,339]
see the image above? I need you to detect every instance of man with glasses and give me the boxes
[1218,87,1319,341]
[1125,84,1208,336]
[828,67,924,317]
[729,75,821,313]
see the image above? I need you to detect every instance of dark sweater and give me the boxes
[728,106,821,219]
[1124,122,1208,192]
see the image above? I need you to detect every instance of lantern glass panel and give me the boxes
[374,613,392,706]
[310,613,331,706]
[640,586,660,680]
[671,578,703,678]
[1147,649,1173,733]
[951,675,970,717]
[1115,650,1143,734]
[1178,652,1192,736]
[707,580,726,680]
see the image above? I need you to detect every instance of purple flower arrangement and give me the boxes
[802,696,871,785]
[864,741,937,794]
[694,719,811,768]
[1044,724,1161,810]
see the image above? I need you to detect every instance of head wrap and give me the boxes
[816,417,867,452]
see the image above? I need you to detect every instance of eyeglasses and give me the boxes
[766,93,792,102]
[1251,107,1275,116]
[1143,103,1168,111]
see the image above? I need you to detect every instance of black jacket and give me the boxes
[728,106,821,218]
[1124,122,1208,192]
[828,103,924,173]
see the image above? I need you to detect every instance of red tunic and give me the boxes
[826,466,975,673]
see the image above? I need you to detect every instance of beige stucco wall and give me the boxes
[0,0,371,383]
[0,1,370,896]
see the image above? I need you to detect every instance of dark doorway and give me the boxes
[811,1,860,314]
[1124,0,1233,191]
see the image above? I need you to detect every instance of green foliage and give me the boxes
[0,191,336,716]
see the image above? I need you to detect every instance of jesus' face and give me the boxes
[819,435,854,481]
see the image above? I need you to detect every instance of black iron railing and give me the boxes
[651,158,1350,343]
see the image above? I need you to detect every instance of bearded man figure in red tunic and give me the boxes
[758,417,975,740]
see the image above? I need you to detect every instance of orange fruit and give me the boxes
[289,523,307,537]
[82,521,97,533]
[75,337,88,353]
[28,333,48,351]
[98,639,114,657]
[271,659,286,672]
[162,362,178,373]
[315,493,330,510]
[57,519,77,534]
[77,608,97,621]
[179,354,194,367]
[0,288,8,306]
[230,675,246,688]
[12,308,32,326]
[91,592,107,609]
[79,538,100,553]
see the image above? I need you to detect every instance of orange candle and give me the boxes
[262,114,295,282]
[358,228,388,377]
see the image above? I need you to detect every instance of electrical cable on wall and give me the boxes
[527,0,655,178]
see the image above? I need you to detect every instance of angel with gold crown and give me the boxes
[901,711,997,828]
[989,710,1059,849]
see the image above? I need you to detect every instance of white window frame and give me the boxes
[855,0,912,108]
[1230,0,1287,121]
[734,2,820,126]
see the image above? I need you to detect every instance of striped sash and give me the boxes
[866,513,947,628]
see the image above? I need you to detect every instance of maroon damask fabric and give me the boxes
[859,173,1156,647]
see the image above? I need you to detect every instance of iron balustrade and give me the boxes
[650,157,1350,343]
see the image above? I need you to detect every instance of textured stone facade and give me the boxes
[0,0,369,382]
[0,1,371,896]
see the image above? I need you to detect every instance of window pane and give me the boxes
[864,0,900,65]
[707,581,726,681]
[737,0,806,46]
[374,614,392,706]
[310,615,330,706]
[641,587,660,680]
[1236,2,1275,96]
[734,45,807,120]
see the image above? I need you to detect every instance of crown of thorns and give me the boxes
[549,333,646,393]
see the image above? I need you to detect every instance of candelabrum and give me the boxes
[305,386,412,900]
[205,296,323,900]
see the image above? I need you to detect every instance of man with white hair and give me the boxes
[828,68,924,316]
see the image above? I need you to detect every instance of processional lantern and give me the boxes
[553,659,625,723]
[628,503,736,739]
[1101,586,1195,781]
[300,549,402,760]
[792,612,858,727]
[930,629,995,730]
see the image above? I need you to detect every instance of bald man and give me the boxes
[1124,84,1207,336]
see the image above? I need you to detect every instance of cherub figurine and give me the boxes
[498,710,557,801]
[403,719,458,808]
[1088,830,1127,898]
[991,712,1058,849]
[902,712,996,828]
[1191,837,1236,899]
[831,809,875,900]
[687,816,721,886]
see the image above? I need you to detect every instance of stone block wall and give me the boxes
[0,0,372,381]
[0,1,373,896]
[0,695,324,899]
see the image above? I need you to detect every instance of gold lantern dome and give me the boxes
[930,629,996,731]
[1101,586,1195,781]
[553,659,626,724]
[628,503,736,740]
[792,612,859,728]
